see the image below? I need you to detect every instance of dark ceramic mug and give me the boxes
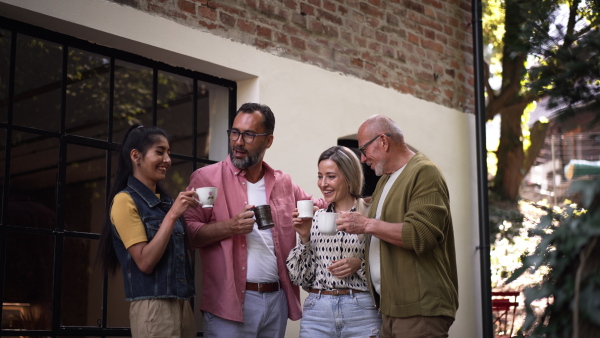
[252,204,274,230]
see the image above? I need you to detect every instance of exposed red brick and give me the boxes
[282,0,297,10]
[178,0,196,14]
[300,3,315,16]
[317,8,343,25]
[310,20,326,34]
[258,0,276,15]
[275,31,289,44]
[238,19,256,33]
[359,2,383,17]
[354,36,367,48]
[423,0,443,9]
[139,0,474,113]
[323,0,336,12]
[421,39,443,53]
[198,20,221,30]
[198,6,217,20]
[257,26,272,39]
[254,38,272,49]
[290,36,307,50]
[407,32,419,45]
[350,57,364,68]
[375,31,388,43]
[210,2,245,17]
[220,12,236,27]
[403,0,424,14]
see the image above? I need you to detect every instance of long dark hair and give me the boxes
[96,124,171,274]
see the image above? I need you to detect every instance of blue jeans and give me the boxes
[203,289,288,338]
[300,291,381,338]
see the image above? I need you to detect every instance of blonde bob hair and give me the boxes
[318,146,370,215]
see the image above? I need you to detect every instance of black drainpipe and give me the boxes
[472,0,494,337]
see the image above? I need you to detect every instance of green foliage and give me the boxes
[489,199,524,245]
[507,175,600,337]
[527,1,600,110]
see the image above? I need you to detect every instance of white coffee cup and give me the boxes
[297,200,314,218]
[195,187,217,208]
[317,212,339,236]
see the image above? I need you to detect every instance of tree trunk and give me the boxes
[492,105,527,201]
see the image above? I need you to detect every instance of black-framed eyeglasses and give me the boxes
[227,129,271,144]
[358,133,391,156]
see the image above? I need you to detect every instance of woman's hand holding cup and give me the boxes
[292,208,312,244]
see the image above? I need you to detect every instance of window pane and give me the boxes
[66,48,110,140]
[13,34,62,131]
[113,60,153,142]
[65,144,107,233]
[106,269,129,327]
[8,131,58,229]
[197,81,230,161]
[196,82,211,160]
[161,158,193,199]
[2,232,54,330]
[157,71,194,157]
[61,237,102,327]
[0,28,10,123]
[0,128,5,209]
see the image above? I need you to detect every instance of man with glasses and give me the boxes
[337,115,458,337]
[184,103,326,337]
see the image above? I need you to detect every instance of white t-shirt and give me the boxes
[369,165,405,295]
[246,177,279,283]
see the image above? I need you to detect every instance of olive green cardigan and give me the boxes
[365,152,458,319]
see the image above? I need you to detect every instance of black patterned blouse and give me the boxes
[286,204,368,291]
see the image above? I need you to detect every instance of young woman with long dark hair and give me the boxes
[97,125,197,337]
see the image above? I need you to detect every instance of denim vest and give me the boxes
[112,176,195,301]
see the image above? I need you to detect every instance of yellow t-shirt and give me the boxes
[110,192,148,249]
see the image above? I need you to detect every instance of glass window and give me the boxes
[65,144,107,233]
[157,71,194,157]
[13,34,62,131]
[1,19,235,337]
[61,237,102,327]
[113,60,153,141]
[66,48,111,140]
[8,131,59,229]
[0,28,10,123]
[0,128,5,208]
[2,232,55,331]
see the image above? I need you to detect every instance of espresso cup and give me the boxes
[253,204,274,230]
[317,211,339,236]
[195,187,217,208]
[297,200,314,218]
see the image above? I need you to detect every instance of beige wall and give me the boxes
[0,0,482,336]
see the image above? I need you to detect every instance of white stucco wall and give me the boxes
[0,0,483,336]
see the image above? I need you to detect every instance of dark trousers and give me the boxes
[380,314,454,338]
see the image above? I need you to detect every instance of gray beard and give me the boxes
[230,145,263,170]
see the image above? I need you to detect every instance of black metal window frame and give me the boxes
[0,16,236,337]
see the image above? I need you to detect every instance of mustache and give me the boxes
[233,145,247,153]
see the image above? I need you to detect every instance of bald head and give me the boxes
[359,114,405,145]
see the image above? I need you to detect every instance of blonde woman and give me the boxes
[286,146,381,338]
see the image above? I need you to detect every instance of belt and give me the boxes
[246,282,280,293]
[308,289,367,296]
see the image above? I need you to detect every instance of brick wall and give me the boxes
[114,0,474,114]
